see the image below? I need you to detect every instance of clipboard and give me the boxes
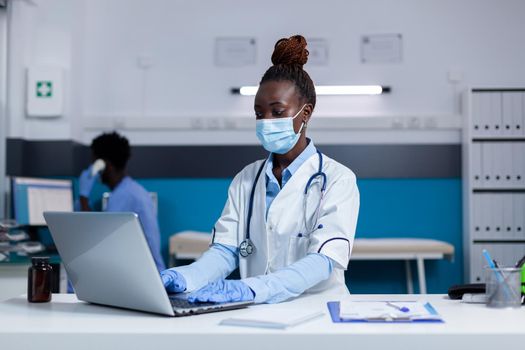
[327,301,444,323]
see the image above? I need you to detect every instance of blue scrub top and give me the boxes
[264,139,317,217]
[106,176,166,271]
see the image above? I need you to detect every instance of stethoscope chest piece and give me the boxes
[239,239,255,257]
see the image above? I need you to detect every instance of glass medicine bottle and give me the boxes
[28,257,53,303]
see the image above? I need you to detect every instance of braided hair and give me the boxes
[260,35,316,108]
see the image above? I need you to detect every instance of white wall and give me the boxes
[5,0,525,145]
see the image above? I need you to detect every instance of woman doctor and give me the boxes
[161,35,359,304]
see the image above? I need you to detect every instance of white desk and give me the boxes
[1,293,523,350]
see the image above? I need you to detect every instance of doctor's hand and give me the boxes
[79,166,99,198]
[160,269,187,293]
[187,279,255,303]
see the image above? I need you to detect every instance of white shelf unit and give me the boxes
[463,88,525,282]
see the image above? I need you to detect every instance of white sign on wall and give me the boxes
[361,34,403,64]
[215,37,257,67]
[26,67,64,118]
[307,38,329,66]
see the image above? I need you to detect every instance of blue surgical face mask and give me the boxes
[255,104,306,154]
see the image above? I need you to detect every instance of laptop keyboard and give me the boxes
[168,296,253,316]
[169,298,217,309]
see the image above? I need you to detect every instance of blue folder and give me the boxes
[327,301,444,323]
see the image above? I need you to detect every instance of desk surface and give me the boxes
[1,293,524,350]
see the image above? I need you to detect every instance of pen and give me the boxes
[385,302,410,313]
[483,250,500,272]
[515,255,525,268]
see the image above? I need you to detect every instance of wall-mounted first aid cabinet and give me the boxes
[26,67,64,118]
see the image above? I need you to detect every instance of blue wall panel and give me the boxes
[72,177,463,294]
[348,179,463,293]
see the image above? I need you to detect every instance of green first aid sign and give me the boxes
[36,81,53,98]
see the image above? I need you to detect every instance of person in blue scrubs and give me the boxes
[78,132,165,271]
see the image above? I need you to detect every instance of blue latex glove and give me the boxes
[79,166,99,198]
[187,279,255,303]
[160,269,187,293]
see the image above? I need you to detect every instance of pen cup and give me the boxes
[484,266,522,308]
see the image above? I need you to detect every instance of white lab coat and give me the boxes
[212,152,359,294]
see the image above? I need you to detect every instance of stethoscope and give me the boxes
[239,150,327,258]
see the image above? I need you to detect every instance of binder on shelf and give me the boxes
[509,242,525,264]
[489,93,503,136]
[511,143,518,188]
[479,93,491,137]
[501,142,513,188]
[502,92,522,137]
[470,243,485,282]
[514,194,525,240]
[512,143,525,188]
[471,92,482,136]
[521,93,525,137]
[514,92,525,136]
[472,194,482,239]
[502,194,514,240]
[476,194,485,240]
[472,143,483,187]
[482,142,488,188]
[489,142,498,188]
[493,143,503,186]
[521,143,525,188]
[516,142,525,188]
[502,93,513,136]
[481,143,493,188]
[481,193,491,239]
[491,194,504,239]
[521,195,525,240]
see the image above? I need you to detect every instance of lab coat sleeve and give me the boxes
[242,253,333,303]
[173,243,238,292]
[307,175,359,270]
[210,172,244,248]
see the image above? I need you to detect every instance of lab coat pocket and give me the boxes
[286,235,310,266]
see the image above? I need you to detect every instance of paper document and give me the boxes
[339,301,442,322]
[220,307,324,329]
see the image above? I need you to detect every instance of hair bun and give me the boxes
[271,35,309,67]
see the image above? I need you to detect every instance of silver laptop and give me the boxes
[44,212,252,316]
